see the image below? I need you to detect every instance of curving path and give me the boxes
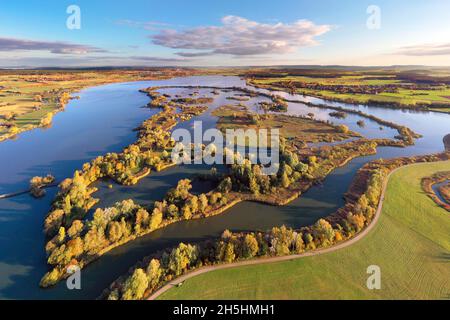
[147,162,420,300]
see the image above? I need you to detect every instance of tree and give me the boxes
[257,174,271,194]
[280,172,290,188]
[135,208,150,231]
[270,226,294,256]
[187,196,199,214]
[347,213,365,232]
[219,195,228,206]
[47,244,69,266]
[57,227,66,243]
[149,208,163,230]
[181,205,192,219]
[242,234,259,258]
[337,124,349,134]
[44,209,65,236]
[221,229,233,239]
[168,243,198,276]
[107,221,123,242]
[122,268,149,300]
[67,220,84,238]
[83,226,106,254]
[67,237,84,258]
[8,126,19,135]
[209,192,221,205]
[308,156,317,165]
[312,219,335,246]
[40,268,61,288]
[295,162,309,174]
[249,177,260,194]
[334,231,343,242]
[303,233,315,250]
[146,259,163,290]
[218,177,232,193]
[198,194,208,213]
[223,242,236,263]
[293,232,304,253]
[165,179,192,204]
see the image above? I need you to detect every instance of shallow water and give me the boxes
[431,180,450,204]
[0,75,448,299]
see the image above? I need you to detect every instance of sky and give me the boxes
[1,0,450,67]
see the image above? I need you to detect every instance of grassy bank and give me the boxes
[0,69,196,142]
[159,160,450,300]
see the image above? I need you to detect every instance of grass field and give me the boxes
[212,105,359,144]
[251,73,450,112]
[0,69,194,141]
[159,160,450,300]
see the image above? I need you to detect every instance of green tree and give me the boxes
[149,208,163,230]
[281,172,291,188]
[166,204,179,219]
[242,234,259,258]
[165,179,192,204]
[223,242,236,263]
[181,205,192,219]
[107,221,123,242]
[135,208,150,231]
[168,243,198,276]
[337,124,349,134]
[122,268,149,300]
[198,194,209,213]
[218,177,232,193]
[312,219,335,246]
[146,259,163,290]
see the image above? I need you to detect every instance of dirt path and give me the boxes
[147,162,422,300]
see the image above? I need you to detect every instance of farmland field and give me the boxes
[248,69,450,113]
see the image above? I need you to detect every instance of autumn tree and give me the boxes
[312,219,335,246]
[168,243,198,276]
[122,268,149,300]
[146,259,163,290]
[149,208,163,230]
[242,234,259,258]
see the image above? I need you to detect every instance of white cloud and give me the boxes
[0,37,105,54]
[115,19,171,31]
[151,15,331,57]
[395,43,450,56]
[0,55,190,68]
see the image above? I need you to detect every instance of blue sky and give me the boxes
[1,0,450,67]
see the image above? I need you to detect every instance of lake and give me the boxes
[0,75,448,299]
